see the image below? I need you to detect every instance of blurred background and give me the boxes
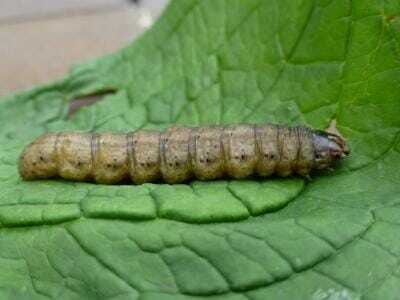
[0,0,169,97]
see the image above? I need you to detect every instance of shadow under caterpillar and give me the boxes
[19,124,349,184]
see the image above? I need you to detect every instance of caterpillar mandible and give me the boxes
[19,124,349,184]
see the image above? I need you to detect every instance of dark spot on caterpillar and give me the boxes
[39,156,44,161]
[241,154,246,160]
[107,163,111,168]
[315,130,329,137]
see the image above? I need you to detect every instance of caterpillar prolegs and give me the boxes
[19,124,349,184]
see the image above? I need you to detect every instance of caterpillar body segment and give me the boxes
[19,124,349,184]
[128,130,161,184]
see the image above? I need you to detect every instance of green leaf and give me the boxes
[1,0,400,298]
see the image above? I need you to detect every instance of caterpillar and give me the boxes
[18,124,349,184]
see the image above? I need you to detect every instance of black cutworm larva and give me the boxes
[19,124,349,184]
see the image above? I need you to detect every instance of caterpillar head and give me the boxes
[312,130,350,170]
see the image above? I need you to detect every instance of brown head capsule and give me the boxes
[18,124,350,184]
[312,130,350,170]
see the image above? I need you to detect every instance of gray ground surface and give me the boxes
[0,0,169,96]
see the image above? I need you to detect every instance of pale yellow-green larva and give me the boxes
[19,124,349,184]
